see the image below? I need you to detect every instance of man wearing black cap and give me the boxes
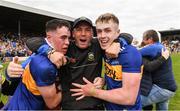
[43,17,122,110]
[70,13,143,110]
[6,16,121,110]
[58,16,104,110]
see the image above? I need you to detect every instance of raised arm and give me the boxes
[143,48,169,72]
[71,72,141,105]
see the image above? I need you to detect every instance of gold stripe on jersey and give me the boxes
[22,64,41,95]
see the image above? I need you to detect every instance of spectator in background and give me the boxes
[140,29,177,110]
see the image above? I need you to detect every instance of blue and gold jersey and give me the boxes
[104,45,143,110]
[3,54,57,110]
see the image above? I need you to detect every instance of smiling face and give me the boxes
[72,22,93,49]
[96,20,120,50]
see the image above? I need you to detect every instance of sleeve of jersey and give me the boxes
[29,60,56,87]
[139,45,157,58]
[21,54,35,69]
[37,44,51,56]
[121,49,142,73]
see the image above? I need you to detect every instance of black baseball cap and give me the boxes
[73,17,93,28]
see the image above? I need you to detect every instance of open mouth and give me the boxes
[100,39,108,44]
[80,39,87,43]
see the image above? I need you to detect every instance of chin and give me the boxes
[100,45,107,50]
[100,44,109,50]
[79,45,89,49]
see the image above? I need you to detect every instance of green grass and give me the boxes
[0,62,9,104]
[169,53,180,110]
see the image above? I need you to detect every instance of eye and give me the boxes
[60,36,67,40]
[96,29,102,34]
[75,28,82,32]
[85,28,91,32]
[104,29,111,33]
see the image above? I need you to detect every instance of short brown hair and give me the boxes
[143,29,159,42]
[95,13,119,25]
[46,19,71,32]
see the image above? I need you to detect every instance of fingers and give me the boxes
[8,69,23,75]
[49,52,67,68]
[71,92,83,97]
[105,42,120,58]
[161,48,170,60]
[13,56,19,63]
[76,95,85,101]
[7,61,23,77]
[70,88,83,92]
[11,62,23,69]
[93,77,99,84]
[83,77,91,84]
[72,83,83,88]
[93,77,104,89]
[7,68,23,77]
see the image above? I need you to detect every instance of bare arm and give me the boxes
[93,72,141,105]
[94,73,140,105]
[71,72,141,105]
[37,83,61,109]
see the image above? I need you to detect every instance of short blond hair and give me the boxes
[95,13,119,25]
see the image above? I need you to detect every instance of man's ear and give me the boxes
[46,32,51,39]
[46,32,53,43]
[149,37,154,43]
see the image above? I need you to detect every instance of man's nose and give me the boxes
[100,31,106,38]
[65,38,70,45]
[81,30,86,36]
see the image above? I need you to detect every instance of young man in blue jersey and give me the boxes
[5,17,121,110]
[3,19,71,110]
[71,13,143,110]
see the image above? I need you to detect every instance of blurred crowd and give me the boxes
[0,32,34,63]
[133,37,180,53]
[162,39,180,53]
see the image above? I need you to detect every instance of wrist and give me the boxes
[47,49,56,59]
[90,87,97,96]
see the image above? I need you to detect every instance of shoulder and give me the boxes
[120,45,142,71]
[123,45,141,58]
[29,54,57,86]
[30,55,56,75]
